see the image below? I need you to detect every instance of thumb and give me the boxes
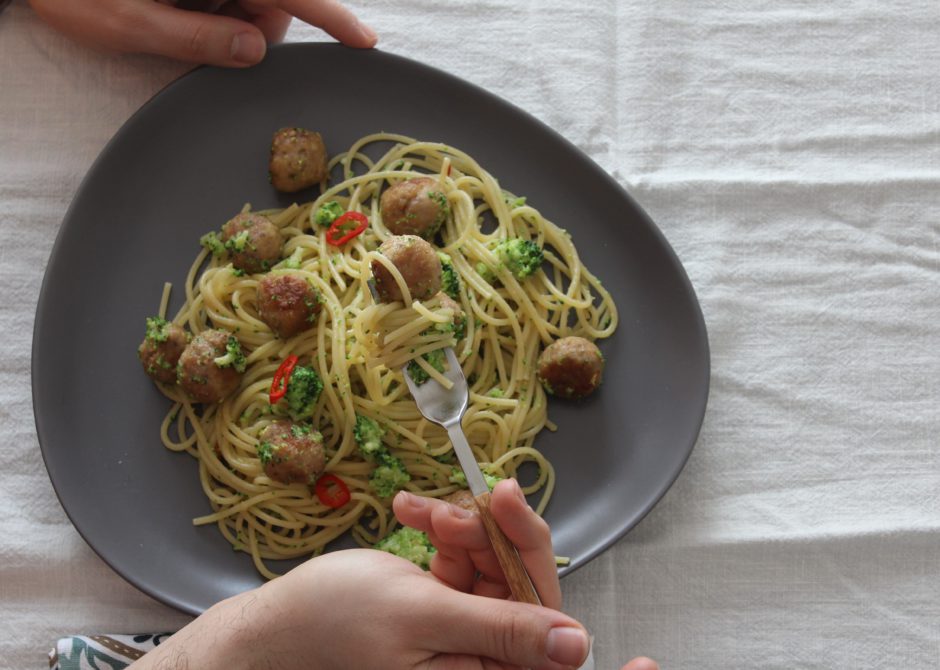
[428,590,590,668]
[121,2,268,67]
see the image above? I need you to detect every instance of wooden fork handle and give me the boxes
[474,490,542,605]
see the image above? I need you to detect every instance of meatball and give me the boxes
[380,177,448,238]
[138,318,189,384]
[442,488,477,512]
[435,291,465,339]
[257,273,321,339]
[268,127,329,193]
[536,336,604,400]
[220,212,283,274]
[372,235,442,303]
[257,420,325,485]
[177,329,244,404]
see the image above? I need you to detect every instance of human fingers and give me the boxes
[489,478,562,608]
[621,657,659,670]
[32,0,273,66]
[423,588,591,670]
[240,0,376,47]
[222,2,292,43]
[393,492,478,592]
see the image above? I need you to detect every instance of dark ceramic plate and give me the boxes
[33,44,709,615]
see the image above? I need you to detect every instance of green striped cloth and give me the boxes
[49,635,172,670]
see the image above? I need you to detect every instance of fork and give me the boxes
[403,347,542,606]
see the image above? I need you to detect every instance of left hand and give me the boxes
[28,0,377,67]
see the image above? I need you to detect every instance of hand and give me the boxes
[28,0,377,67]
[128,480,658,670]
[392,479,562,608]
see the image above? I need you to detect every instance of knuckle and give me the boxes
[485,608,542,660]
[186,21,211,58]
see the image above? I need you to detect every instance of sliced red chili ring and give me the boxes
[315,473,351,508]
[325,211,369,246]
[269,354,299,404]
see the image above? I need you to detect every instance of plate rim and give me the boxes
[32,42,710,615]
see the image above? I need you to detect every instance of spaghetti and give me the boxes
[153,133,618,579]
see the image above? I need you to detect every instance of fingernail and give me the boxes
[448,504,473,519]
[546,627,589,666]
[399,491,427,509]
[356,19,378,45]
[231,32,265,64]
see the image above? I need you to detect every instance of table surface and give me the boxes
[2,2,939,669]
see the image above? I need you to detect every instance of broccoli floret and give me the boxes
[374,526,436,570]
[406,349,446,385]
[370,453,411,497]
[493,238,544,279]
[199,231,227,257]
[437,252,460,300]
[284,365,323,421]
[224,230,251,253]
[282,246,304,269]
[449,467,503,490]
[314,201,345,226]
[257,441,274,465]
[354,414,385,459]
[144,316,171,343]
[213,335,247,372]
[475,261,496,284]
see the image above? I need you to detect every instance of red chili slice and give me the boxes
[269,354,299,404]
[315,473,351,508]
[325,211,369,246]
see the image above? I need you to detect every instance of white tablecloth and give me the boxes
[2,1,938,668]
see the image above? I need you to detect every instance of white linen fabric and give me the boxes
[1,1,938,668]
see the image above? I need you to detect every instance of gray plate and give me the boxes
[33,44,709,615]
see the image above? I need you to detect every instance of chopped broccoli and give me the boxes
[282,246,304,269]
[257,441,274,465]
[375,526,436,570]
[437,252,460,300]
[290,423,313,438]
[493,238,544,279]
[284,365,323,420]
[504,194,527,208]
[427,191,450,228]
[199,231,227,257]
[213,335,247,372]
[354,414,385,459]
[475,261,496,284]
[449,467,503,490]
[370,453,411,497]
[486,388,505,398]
[224,230,251,253]
[144,316,171,343]
[406,349,446,385]
[314,201,345,226]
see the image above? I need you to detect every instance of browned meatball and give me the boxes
[138,317,189,384]
[372,235,442,303]
[220,212,283,274]
[380,177,449,238]
[442,488,477,512]
[177,329,245,404]
[536,336,604,400]
[269,127,329,193]
[257,273,321,339]
[257,420,325,485]
[434,291,466,339]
